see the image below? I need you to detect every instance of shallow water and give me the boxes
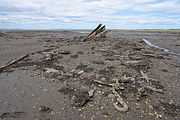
[143,38,180,56]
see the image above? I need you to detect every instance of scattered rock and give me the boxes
[58,86,75,95]
[160,101,180,116]
[129,54,143,60]
[58,85,94,107]
[161,69,168,72]
[77,70,84,75]
[71,90,91,107]
[88,89,95,97]
[136,87,148,101]
[59,50,71,55]
[123,59,151,72]
[175,44,180,46]
[39,105,53,113]
[76,64,88,70]
[44,68,59,73]
[76,64,94,73]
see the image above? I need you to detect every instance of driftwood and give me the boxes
[142,53,164,59]
[0,112,25,119]
[0,32,7,37]
[84,24,108,41]
[112,88,128,112]
[0,54,29,72]
[140,70,164,94]
[94,79,128,112]
[0,48,59,72]
[94,80,113,87]
[96,25,106,35]
[144,85,164,94]
[87,24,102,38]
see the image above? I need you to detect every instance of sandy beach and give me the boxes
[0,30,180,120]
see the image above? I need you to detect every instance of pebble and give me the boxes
[100,106,104,110]
[49,79,56,82]
[32,105,36,109]
[135,103,140,109]
[43,88,48,92]
[59,50,71,55]
[44,68,59,73]
[100,77,106,81]
[50,111,55,115]
[32,94,35,97]
[88,89,95,97]
[78,70,84,75]
[39,105,52,112]
[169,99,174,104]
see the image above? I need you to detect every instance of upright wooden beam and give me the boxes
[83,24,108,41]
[87,24,102,38]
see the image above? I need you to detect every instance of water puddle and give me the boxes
[142,38,180,56]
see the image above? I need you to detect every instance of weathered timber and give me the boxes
[87,24,102,38]
[0,54,29,72]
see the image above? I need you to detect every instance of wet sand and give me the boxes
[0,30,180,120]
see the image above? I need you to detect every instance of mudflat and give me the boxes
[0,30,180,120]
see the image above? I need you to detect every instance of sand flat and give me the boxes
[0,30,180,120]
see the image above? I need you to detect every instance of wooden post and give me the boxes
[83,24,108,41]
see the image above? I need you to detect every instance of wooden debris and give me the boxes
[84,24,108,41]
[94,79,129,112]
[87,24,102,38]
[142,53,164,59]
[39,105,53,113]
[121,75,135,83]
[59,50,71,55]
[144,85,164,94]
[112,79,128,112]
[93,80,113,87]
[112,88,128,112]
[175,44,180,46]
[0,32,6,37]
[140,70,158,82]
[0,54,29,72]
[140,70,149,82]
[140,70,164,94]
[0,112,25,119]
[125,60,143,64]
[44,68,59,73]
[96,25,106,35]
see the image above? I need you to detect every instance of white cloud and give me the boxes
[0,0,180,28]
[132,0,180,13]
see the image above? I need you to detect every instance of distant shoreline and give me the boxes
[1,29,180,35]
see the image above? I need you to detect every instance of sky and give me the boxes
[0,0,180,29]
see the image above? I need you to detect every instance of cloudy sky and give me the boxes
[0,0,180,29]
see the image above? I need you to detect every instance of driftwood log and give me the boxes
[0,54,29,72]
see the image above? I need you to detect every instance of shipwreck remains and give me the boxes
[84,24,108,41]
[1,25,179,119]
